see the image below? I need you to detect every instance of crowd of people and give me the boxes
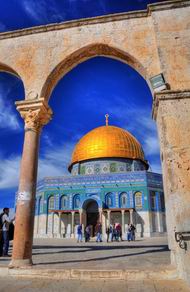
[77,222,136,243]
[0,208,15,257]
[0,207,137,257]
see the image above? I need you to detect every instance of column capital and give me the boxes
[121,209,125,214]
[152,90,190,121]
[15,98,53,132]
[129,209,133,214]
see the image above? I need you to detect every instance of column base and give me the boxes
[9,258,33,268]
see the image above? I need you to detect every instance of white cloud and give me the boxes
[143,134,160,156]
[0,141,75,189]
[38,141,74,179]
[106,100,162,173]
[107,101,160,155]
[0,155,20,189]
[0,85,21,131]
[22,0,63,23]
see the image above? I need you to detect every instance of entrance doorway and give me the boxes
[84,200,99,236]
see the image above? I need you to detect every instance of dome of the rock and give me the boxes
[69,125,147,171]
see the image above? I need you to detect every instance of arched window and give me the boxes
[134,192,143,208]
[120,192,128,207]
[39,197,43,214]
[48,195,55,210]
[73,194,80,209]
[105,193,113,208]
[60,195,68,209]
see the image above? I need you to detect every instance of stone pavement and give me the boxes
[0,236,171,270]
[0,277,190,292]
[0,237,190,290]
[0,238,190,292]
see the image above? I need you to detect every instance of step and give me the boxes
[0,266,178,281]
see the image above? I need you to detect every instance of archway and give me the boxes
[82,199,99,236]
[41,43,150,103]
[1,2,189,284]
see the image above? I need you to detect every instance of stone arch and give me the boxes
[40,43,151,102]
[73,194,81,209]
[119,192,128,208]
[59,194,68,210]
[105,192,114,208]
[47,195,55,210]
[0,62,25,102]
[82,198,100,210]
[134,191,143,209]
[0,62,21,78]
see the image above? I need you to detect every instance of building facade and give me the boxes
[34,122,166,239]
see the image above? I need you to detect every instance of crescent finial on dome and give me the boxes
[105,113,109,126]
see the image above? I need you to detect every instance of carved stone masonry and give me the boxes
[15,98,53,132]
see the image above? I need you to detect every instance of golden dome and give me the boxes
[69,125,146,170]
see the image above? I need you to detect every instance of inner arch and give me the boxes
[0,62,21,79]
[41,43,148,102]
[83,199,99,235]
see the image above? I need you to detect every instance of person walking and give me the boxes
[95,222,102,242]
[130,224,136,241]
[106,226,110,242]
[77,224,82,243]
[85,225,91,242]
[116,223,122,241]
[109,224,113,242]
[0,211,4,257]
[126,223,131,242]
[106,224,113,242]
[1,208,15,256]
[112,223,117,241]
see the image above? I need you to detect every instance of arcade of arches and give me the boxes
[0,0,190,285]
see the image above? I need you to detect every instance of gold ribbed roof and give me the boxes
[69,125,146,169]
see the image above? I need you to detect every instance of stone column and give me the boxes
[129,209,133,224]
[98,208,102,223]
[10,98,52,267]
[79,209,83,225]
[102,211,106,239]
[71,211,75,238]
[121,210,125,239]
[153,90,190,283]
[107,210,111,227]
[58,213,62,238]
[79,209,84,236]
[45,212,48,235]
[51,212,54,238]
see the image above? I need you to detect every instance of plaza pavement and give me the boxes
[0,277,190,292]
[1,236,171,270]
[0,237,190,291]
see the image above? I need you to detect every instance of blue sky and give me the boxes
[0,0,162,208]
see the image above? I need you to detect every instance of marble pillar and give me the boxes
[10,98,52,267]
